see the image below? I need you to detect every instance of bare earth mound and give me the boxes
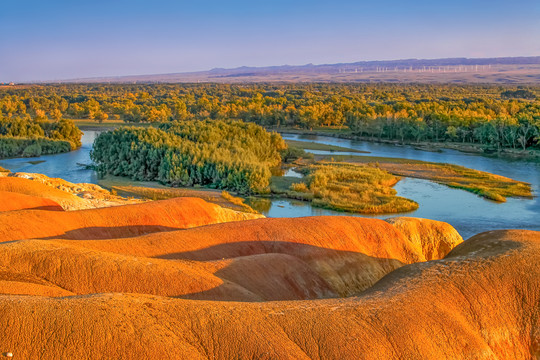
[0,230,537,359]
[0,197,262,242]
[0,178,536,359]
[0,216,457,300]
[386,217,463,260]
[50,216,461,296]
[0,176,89,210]
[0,190,63,212]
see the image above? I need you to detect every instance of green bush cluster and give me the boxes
[0,116,81,158]
[90,120,286,193]
[0,137,72,158]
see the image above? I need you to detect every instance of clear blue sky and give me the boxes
[1,0,539,82]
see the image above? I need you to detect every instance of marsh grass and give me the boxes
[285,140,368,153]
[283,162,418,214]
[318,154,533,202]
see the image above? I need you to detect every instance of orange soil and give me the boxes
[0,196,261,242]
[0,230,536,359]
[0,215,443,300]
[0,190,63,212]
[385,217,463,259]
[51,216,458,297]
[0,176,87,209]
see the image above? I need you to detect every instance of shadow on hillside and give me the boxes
[356,234,525,299]
[154,239,408,264]
[38,225,181,240]
[155,240,409,300]
[8,205,64,212]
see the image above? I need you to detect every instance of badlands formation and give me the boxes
[0,173,538,359]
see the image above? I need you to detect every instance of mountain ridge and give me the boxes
[42,56,540,84]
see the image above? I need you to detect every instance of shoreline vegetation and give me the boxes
[271,162,419,214]
[73,120,536,213]
[313,154,532,202]
[90,121,286,194]
[0,118,82,159]
[72,119,540,161]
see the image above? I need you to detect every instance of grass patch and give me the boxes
[277,162,418,214]
[285,139,368,153]
[0,166,9,173]
[98,175,258,213]
[317,154,533,202]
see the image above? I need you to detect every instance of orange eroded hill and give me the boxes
[0,239,336,301]
[0,230,537,359]
[49,216,460,296]
[0,191,63,212]
[0,176,88,210]
[0,197,262,242]
[386,217,463,259]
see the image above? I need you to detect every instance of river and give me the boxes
[1,130,538,239]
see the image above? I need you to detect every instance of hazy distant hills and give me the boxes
[57,56,540,84]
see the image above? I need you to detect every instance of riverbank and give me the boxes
[273,127,540,160]
[284,139,369,153]
[74,119,160,131]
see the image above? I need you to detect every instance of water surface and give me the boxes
[1,130,538,239]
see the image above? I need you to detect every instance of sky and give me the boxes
[1,0,539,82]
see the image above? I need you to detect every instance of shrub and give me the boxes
[22,143,42,157]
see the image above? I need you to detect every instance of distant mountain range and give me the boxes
[55,56,540,84]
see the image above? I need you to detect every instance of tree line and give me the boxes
[90,121,286,193]
[0,116,82,158]
[1,83,539,150]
